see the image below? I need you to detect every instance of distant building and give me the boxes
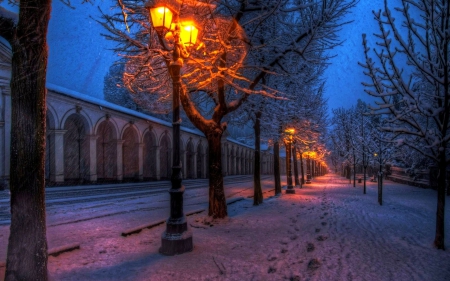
[0,39,280,189]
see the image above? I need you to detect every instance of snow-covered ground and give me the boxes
[1,174,449,281]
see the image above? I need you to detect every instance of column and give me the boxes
[138,143,144,180]
[87,134,98,182]
[155,146,161,180]
[116,140,125,181]
[222,144,228,176]
[233,151,237,175]
[48,129,67,183]
[193,152,197,179]
[181,150,187,179]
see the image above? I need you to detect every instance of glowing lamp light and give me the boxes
[285,128,295,135]
[180,21,199,46]
[303,151,317,159]
[149,5,174,30]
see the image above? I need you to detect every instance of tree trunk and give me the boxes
[293,145,300,186]
[353,154,356,187]
[363,166,367,194]
[253,112,263,205]
[206,129,227,218]
[300,153,305,184]
[433,153,447,249]
[285,142,289,180]
[5,1,51,280]
[273,141,281,195]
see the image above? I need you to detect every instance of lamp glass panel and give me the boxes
[150,6,173,29]
[180,23,198,46]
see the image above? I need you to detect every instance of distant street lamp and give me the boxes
[303,149,316,184]
[285,128,295,194]
[374,144,383,205]
[148,1,200,255]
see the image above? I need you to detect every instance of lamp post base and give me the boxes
[160,217,193,255]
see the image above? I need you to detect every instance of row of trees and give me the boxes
[99,0,355,216]
[361,0,449,250]
[329,0,449,250]
[0,0,355,279]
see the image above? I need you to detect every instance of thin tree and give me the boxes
[360,0,449,249]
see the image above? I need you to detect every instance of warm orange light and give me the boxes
[285,128,295,135]
[303,151,317,159]
[149,6,174,30]
[180,21,199,46]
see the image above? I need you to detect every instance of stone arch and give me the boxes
[122,125,139,180]
[186,139,195,179]
[159,132,172,179]
[60,107,93,135]
[96,119,117,181]
[143,129,157,180]
[94,117,120,140]
[63,113,90,182]
[46,104,58,130]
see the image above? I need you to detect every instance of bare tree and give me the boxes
[100,0,357,218]
[1,2,51,280]
[360,0,449,249]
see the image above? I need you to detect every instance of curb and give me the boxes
[121,197,246,237]
[0,243,80,267]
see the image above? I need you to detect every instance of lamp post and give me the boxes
[149,2,199,255]
[304,150,314,184]
[285,128,295,194]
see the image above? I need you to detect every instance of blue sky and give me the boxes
[1,0,398,112]
[323,0,387,112]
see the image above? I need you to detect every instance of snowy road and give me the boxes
[0,175,270,226]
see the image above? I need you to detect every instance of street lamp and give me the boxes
[285,128,295,194]
[148,1,200,255]
[303,150,316,184]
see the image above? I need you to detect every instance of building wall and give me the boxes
[0,40,279,188]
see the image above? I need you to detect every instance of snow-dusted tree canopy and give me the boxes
[359,0,449,249]
[99,0,356,128]
[360,0,449,165]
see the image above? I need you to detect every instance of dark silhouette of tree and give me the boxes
[1,2,50,280]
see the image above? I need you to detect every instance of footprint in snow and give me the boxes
[307,258,321,270]
[316,235,328,241]
[307,242,315,252]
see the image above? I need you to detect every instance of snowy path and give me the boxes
[1,174,449,281]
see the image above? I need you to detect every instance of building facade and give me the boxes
[0,39,280,189]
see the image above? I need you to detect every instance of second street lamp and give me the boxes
[285,128,295,194]
[149,1,200,256]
